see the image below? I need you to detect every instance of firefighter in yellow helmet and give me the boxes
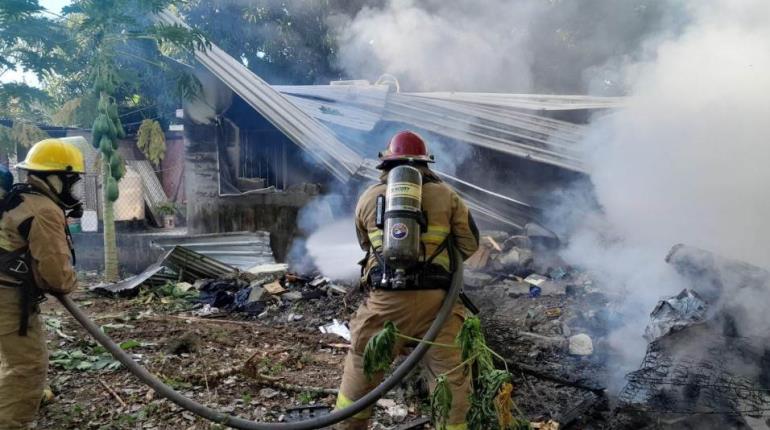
[0,138,83,429]
[334,131,480,430]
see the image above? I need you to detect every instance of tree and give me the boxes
[0,0,70,120]
[62,0,207,282]
[181,0,352,85]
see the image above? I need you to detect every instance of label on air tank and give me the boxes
[388,182,422,200]
[390,223,409,240]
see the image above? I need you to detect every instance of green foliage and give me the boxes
[182,0,349,84]
[457,316,494,373]
[0,83,52,120]
[155,201,176,215]
[431,375,453,430]
[49,347,122,372]
[136,119,166,166]
[453,317,531,430]
[298,390,319,405]
[154,281,197,300]
[51,95,98,128]
[363,321,398,378]
[0,121,49,156]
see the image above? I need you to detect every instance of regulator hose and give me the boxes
[56,245,464,430]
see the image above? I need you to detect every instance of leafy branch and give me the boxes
[363,316,532,430]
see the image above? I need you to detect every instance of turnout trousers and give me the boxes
[334,289,469,430]
[0,287,47,429]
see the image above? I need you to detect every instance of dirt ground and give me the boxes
[35,263,612,430]
[36,285,439,430]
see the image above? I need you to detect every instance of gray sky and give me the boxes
[0,0,72,85]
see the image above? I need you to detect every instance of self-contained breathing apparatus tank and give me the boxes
[377,165,424,288]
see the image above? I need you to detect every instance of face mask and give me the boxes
[46,173,83,209]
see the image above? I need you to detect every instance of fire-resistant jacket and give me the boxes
[0,177,77,294]
[355,165,480,282]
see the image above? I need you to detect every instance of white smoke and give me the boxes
[333,0,680,93]
[563,0,770,388]
[305,218,362,281]
[288,192,363,281]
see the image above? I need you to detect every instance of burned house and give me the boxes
[160,11,623,262]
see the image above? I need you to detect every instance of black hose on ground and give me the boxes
[56,246,464,430]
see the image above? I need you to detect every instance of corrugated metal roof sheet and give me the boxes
[403,92,626,110]
[271,85,590,172]
[150,231,275,270]
[164,246,237,282]
[157,10,364,182]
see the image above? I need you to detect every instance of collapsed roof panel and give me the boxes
[157,10,364,182]
[271,84,596,173]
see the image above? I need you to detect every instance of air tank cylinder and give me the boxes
[381,165,423,287]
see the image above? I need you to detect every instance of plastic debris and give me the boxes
[644,289,707,342]
[193,304,220,317]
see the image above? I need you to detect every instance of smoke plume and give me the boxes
[333,0,682,93]
[561,0,770,388]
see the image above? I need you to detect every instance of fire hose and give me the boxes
[55,245,464,430]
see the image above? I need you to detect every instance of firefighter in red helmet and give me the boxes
[334,131,480,430]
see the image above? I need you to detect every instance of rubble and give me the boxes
[613,245,770,428]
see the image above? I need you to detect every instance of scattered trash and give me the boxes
[282,291,303,302]
[643,289,707,342]
[325,283,349,295]
[568,334,593,356]
[378,399,408,422]
[263,280,286,295]
[529,286,541,298]
[545,307,562,319]
[193,304,220,317]
[248,286,265,303]
[309,277,329,288]
[524,274,548,287]
[319,320,351,341]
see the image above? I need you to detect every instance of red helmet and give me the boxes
[377,131,435,167]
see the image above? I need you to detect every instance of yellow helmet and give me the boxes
[16,138,85,174]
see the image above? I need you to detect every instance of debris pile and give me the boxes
[613,245,770,429]
[461,225,610,427]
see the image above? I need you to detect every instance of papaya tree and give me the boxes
[63,0,207,281]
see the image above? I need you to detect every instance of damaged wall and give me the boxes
[183,121,322,262]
